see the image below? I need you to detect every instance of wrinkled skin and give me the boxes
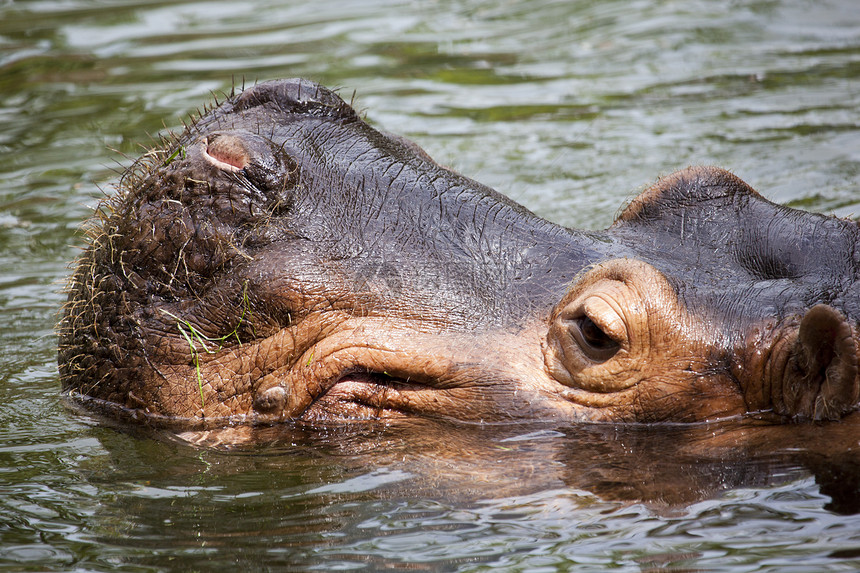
[58,79,860,433]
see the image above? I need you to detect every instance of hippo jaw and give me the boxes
[59,79,860,431]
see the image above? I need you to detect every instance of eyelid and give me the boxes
[580,295,628,348]
[569,315,620,362]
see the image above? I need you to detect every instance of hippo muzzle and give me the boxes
[58,79,860,432]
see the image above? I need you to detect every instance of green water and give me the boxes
[2,0,860,570]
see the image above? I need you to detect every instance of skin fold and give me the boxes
[58,79,860,434]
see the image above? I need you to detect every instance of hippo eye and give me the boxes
[569,315,620,362]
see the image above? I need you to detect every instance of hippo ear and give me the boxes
[781,305,859,420]
[615,166,757,225]
[613,166,860,291]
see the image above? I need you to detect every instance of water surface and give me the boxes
[2,0,860,570]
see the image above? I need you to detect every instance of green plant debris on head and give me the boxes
[159,281,253,412]
[162,145,186,167]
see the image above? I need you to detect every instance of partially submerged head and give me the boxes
[58,79,860,433]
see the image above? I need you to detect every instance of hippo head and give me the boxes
[58,79,860,431]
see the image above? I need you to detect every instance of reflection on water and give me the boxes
[2,0,860,570]
[175,415,860,512]
[54,415,860,571]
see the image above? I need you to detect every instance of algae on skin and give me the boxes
[160,282,252,410]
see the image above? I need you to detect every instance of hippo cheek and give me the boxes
[543,259,747,422]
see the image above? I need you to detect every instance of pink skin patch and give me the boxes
[204,135,249,171]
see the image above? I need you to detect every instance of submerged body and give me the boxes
[59,79,860,432]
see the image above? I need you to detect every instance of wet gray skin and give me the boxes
[58,79,860,434]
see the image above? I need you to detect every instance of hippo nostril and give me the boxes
[205,134,250,171]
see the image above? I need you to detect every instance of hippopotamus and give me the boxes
[58,78,860,432]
